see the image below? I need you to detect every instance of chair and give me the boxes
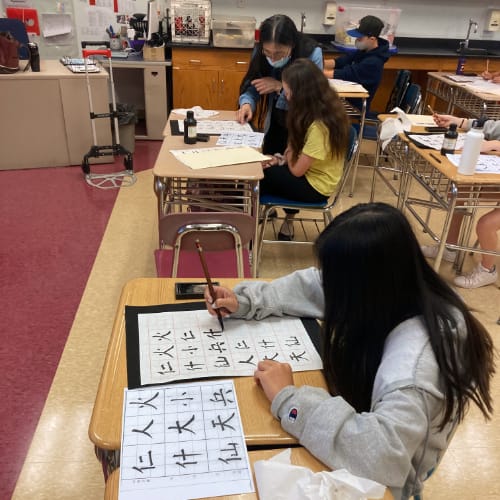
[154,212,255,278]
[0,18,30,59]
[256,125,358,274]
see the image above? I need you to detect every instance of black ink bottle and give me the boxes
[441,123,458,155]
[184,110,197,144]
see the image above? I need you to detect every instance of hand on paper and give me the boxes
[481,70,500,83]
[254,360,294,402]
[251,77,282,95]
[481,139,500,153]
[204,285,238,317]
[262,153,285,169]
[433,114,458,128]
[237,104,253,124]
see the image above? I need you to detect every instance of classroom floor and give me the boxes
[6,148,500,500]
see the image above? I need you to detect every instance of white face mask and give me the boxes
[266,55,291,69]
[355,40,369,51]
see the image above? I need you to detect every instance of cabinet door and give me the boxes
[173,68,219,109]
[218,70,245,110]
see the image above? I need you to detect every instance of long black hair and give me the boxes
[239,14,318,95]
[315,202,494,429]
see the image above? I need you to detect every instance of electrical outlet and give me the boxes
[323,2,337,26]
[486,10,500,31]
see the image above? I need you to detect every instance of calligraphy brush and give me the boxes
[195,239,224,331]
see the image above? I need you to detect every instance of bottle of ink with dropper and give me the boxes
[441,123,458,155]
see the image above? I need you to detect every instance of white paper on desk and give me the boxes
[329,79,367,93]
[446,154,500,174]
[405,114,436,126]
[176,120,253,135]
[216,131,264,148]
[171,106,219,119]
[254,449,386,500]
[444,74,479,83]
[407,133,466,151]
[463,80,500,96]
[170,146,269,169]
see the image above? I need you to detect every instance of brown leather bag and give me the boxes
[0,31,20,73]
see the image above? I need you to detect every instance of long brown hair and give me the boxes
[282,59,349,164]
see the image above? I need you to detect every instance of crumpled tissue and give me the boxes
[171,105,219,119]
[379,106,413,151]
[254,448,386,500]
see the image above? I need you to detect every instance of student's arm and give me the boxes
[308,46,324,70]
[271,384,432,492]
[483,119,500,141]
[333,55,382,87]
[481,140,500,152]
[286,149,315,177]
[207,267,325,321]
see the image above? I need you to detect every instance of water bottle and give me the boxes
[183,110,197,145]
[28,42,40,72]
[440,123,458,155]
[458,124,484,175]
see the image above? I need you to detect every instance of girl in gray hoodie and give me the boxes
[205,202,495,500]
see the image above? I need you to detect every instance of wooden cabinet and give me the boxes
[172,48,251,109]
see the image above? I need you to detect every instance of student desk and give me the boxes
[424,72,500,119]
[88,277,328,478]
[400,142,500,271]
[104,447,394,500]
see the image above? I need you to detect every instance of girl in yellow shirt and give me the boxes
[261,58,350,240]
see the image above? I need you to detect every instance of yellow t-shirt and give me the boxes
[302,120,344,196]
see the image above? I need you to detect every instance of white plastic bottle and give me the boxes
[458,125,484,175]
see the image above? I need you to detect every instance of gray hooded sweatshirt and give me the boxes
[230,267,462,500]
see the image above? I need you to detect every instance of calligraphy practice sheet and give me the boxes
[120,380,254,500]
[126,307,322,387]
[407,133,466,150]
[446,154,500,174]
[216,131,265,148]
[176,120,253,134]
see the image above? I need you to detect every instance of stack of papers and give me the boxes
[329,79,367,93]
[170,146,269,169]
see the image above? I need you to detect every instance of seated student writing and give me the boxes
[204,202,495,500]
[260,58,350,240]
[323,15,391,111]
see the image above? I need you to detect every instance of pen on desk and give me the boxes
[195,239,224,332]
[429,152,442,164]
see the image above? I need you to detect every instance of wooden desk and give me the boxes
[89,277,328,477]
[0,60,112,170]
[104,447,393,500]
[424,72,500,119]
[401,142,500,271]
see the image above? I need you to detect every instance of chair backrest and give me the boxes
[0,18,29,59]
[385,69,412,112]
[400,83,422,114]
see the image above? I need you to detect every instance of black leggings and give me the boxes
[260,164,327,214]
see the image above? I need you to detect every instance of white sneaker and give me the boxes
[453,264,498,289]
[421,244,457,263]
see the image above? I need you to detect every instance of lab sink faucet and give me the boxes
[461,18,478,50]
[300,12,306,33]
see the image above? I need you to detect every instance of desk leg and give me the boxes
[252,180,260,278]
[433,183,458,272]
[349,97,367,197]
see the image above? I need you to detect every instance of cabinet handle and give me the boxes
[236,61,248,65]
[220,79,225,94]
[151,71,158,77]
[188,59,201,64]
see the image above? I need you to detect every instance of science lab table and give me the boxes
[88,277,328,479]
[104,447,394,500]
[424,71,500,119]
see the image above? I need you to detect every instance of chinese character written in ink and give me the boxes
[218,442,242,464]
[133,450,155,473]
[181,330,196,341]
[238,355,256,366]
[184,361,204,371]
[290,351,308,362]
[214,356,230,368]
[152,330,171,341]
[154,345,175,358]
[212,412,236,431]
[210,387,234,406]
[263,352,279,361]
[203,328,223,340]
[170,391,194,406]
[129,392,160,410]
[168,414,196,434]
[209,341,227,353]
[285,336,301,347]
[173,448,203,468]
[235,340,250,350]
[158,362,175,375]
[181,345,199,355]
[132,419,154,438]
[258,338,276,349]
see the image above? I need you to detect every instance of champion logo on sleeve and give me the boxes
[288,408,298,422]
